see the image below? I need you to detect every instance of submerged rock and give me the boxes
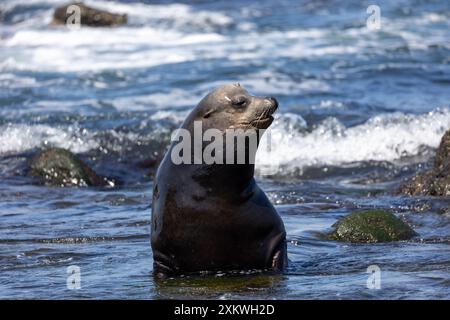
[52,2,127,27]
[28,148,111,187]
[328,210,417,243]
[398,130,450,196]
[155,273,283,299]
[137,149,168,177]
[135,136,171,177]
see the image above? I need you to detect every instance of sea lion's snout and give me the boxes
[249,96,278,129]
[265,96,279,114]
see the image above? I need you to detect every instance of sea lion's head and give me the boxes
[191,83,278,131]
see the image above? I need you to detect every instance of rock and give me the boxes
[137,150,167,177]
[135,137,171,177]
[28,148,111,187]
[398,129,450,196]
[154,273,283,299]
[328,210,417,243]
[434,130,450,170]
[52,2,127,27]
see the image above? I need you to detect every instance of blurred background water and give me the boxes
[0,0,449,299]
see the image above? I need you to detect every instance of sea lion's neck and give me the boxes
[167,120,261,193]
[190,163,255,193]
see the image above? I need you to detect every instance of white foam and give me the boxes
[0,0,228,72]
[0,0,233,29]
[0,2,426,73]
[112,89,201,111]
[219,70,331,96]
[2,0,450,74]
[1,26,225,72]
[149,110,189,123]
[73,0,233,29]
[0,27,354,72]
[421,13,448,23]
[2,108,450,172]
[311,100,345,110]
[0,73,37,87]
[0,112,182,155]
[0,124,98,154]
[256,108,450,174]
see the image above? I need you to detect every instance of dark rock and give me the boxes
[135,138,171,178]
[154,274,282,298]
[28,148,111,187]
[52,2,127,27]
[398,130,450,196]
[137,152,163,170]
[434,130,450,170]
[137,150,167,177]
[328,209,417,243]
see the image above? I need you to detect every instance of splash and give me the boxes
[256,108,450,174]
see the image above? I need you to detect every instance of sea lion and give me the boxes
[151,83,287,277]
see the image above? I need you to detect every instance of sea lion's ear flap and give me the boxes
[203,109,214,119]
[235,83,241,87]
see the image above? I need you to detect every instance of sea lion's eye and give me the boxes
[203,109,214,118]
[231,96,247,108]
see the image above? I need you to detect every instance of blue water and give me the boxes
[1,0,450,299]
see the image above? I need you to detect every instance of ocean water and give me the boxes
[1,0,450,299]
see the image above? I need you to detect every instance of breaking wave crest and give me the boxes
[1,108,450,175]
[256,108,450,173]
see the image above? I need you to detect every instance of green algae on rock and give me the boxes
[28,148,111,187]
[328,210,417,243]
[154,273,283,299]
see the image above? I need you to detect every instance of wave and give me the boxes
[256,107,450,174]
[2,0,449,73]
[0,27,224,72]
[0,0,229,72]
[0,0,233,29]
[0,26,358,73]
[82,0,233,29]
[0,123,99,154]
[1,108,450,174]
